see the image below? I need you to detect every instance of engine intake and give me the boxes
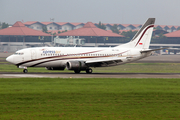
[67,61,87,70]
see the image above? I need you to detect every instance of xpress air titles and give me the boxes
[43,50,61,54]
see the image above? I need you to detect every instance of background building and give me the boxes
[23,21,180,32]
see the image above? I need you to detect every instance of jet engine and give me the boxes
[66,61,87,70]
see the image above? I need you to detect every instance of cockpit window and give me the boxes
[14,52,24,55]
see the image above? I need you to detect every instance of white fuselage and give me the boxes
[6,46,150,68]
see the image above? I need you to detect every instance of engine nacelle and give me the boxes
[46,67,65,70]
[66,61,87,70]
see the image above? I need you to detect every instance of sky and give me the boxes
[1,0,180,26]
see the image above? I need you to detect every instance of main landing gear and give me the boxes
[73,68,93,74]
[86,68,92,74]
[23,69,28,73]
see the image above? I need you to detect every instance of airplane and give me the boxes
[6,18,165,74]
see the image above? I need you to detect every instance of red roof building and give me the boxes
[70,22,84,26]
[0,21,50,36]
[23,21,39,25]
[23,20,180,33]
[57,22,123,37]
[164,30,180,37]
[48,30,68,34]
[56,22,75,30]
[119,30,138,34]
[56,22,68,26]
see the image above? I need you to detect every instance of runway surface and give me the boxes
[1,73,180,78]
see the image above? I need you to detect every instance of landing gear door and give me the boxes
[31,49,37,60]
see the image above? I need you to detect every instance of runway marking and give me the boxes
[2,74,45,78]
[1,73,180,78]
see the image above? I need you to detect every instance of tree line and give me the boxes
[0,22,9,29]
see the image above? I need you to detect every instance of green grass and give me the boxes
[0,78,180,120]
[1,63,180,73]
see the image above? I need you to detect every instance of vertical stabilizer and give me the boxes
[117,18,155,49]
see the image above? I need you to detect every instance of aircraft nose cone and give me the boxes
[6,55,14,64]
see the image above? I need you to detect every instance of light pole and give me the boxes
[50,18,54,45]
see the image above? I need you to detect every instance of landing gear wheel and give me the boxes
[23,69,28,73]
[86,68,92,74]
[74,70,81,74]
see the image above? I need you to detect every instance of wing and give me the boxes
[85,57,127,67]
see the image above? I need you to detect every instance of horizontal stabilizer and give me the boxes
[141,47,169,53]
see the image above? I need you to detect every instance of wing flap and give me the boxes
[86,57,126,65]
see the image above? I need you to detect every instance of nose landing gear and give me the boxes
[18,66,28,73]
